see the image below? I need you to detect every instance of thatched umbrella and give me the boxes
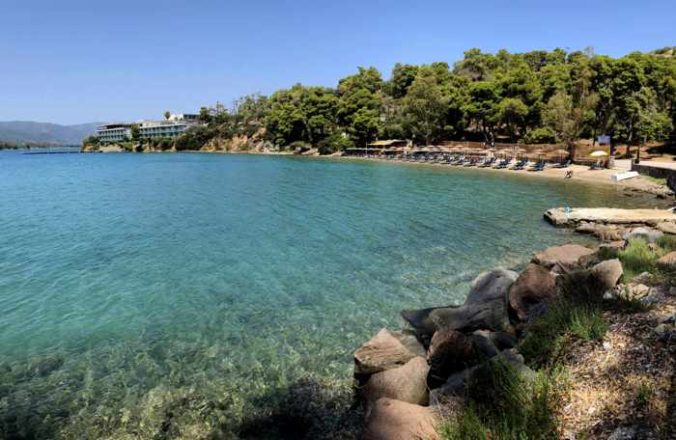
[511,146,523,158]
[552,148,569,161]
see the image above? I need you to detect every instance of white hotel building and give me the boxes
[96,113,200,143]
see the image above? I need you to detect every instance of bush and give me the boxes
[174,126,215,151]
[317,134,355,155]
[522,127,557,144]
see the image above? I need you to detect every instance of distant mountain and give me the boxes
[0,121,102,145]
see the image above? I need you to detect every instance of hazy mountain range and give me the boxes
[0,121,102,145]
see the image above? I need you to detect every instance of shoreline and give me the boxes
[82,146,674,199]
[335,155,673,199]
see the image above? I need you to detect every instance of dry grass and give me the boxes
[557,294,675,438]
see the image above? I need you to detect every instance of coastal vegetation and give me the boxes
[90,47,676,154]
[355,231,675,439]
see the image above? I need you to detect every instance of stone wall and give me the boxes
[631,162,676,183]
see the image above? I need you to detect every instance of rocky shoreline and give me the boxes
[352,211,676,439]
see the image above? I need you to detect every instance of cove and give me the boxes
[0,152,661,437]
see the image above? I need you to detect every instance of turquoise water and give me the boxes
[0,152,662,438]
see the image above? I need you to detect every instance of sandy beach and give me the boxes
[341,156,673,198]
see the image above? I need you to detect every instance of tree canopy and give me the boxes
[181,47,675,152]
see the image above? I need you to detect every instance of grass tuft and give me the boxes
[656,234,676,252]
[439,361,567,440]
[619,238,658,281]
[568,307,608,341]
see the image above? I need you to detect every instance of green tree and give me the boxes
[497,97,529,142]
[401,68,449,145]
[130,124,140,142]
[337,67,384,146]
[463,81,501,144]
[387,63,419,99]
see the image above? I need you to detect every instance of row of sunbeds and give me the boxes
[387,153,571,171]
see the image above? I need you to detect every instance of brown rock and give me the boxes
[657,251,676,269]
[427,329,482,388]
[354,329,425,375]
[362,356,429,406]
[591,259,624,291]
[363,398,439,440]
[576,222,625,241]
[508,263,557,321]
[656,222,676,235]
[532,244,596,273]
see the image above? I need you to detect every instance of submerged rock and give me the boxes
[508,263,557,321]
[354,328,425,375]
[361,357,429,407]
[362,397,439,440]
[532,244,596,273]
[28,355,64,378]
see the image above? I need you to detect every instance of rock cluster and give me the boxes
[353,243,628,439]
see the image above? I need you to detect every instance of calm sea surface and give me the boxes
[0,152,662,437]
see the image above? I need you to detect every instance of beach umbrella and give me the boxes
[590,150,608,168]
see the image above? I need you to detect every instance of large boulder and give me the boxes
[532,244,596,273]
[362,356,429,407]
[624,227,663,243]
[508,263,557,321]
[427,329,485,388]
[656,222,676,235]
[362,398,439,440]
[591,258,623,291]
[465,268,518,305]
[401,269,515,337]
[472,330,517,351]
[354,328,425,375]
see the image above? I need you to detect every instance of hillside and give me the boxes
[0,121,101,146]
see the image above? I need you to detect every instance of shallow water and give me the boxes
[0,152,662,438]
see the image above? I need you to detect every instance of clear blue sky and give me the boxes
[1,0,674,124]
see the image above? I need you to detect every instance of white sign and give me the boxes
[597,135,611,145]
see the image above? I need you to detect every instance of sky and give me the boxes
[1,0,674,125]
